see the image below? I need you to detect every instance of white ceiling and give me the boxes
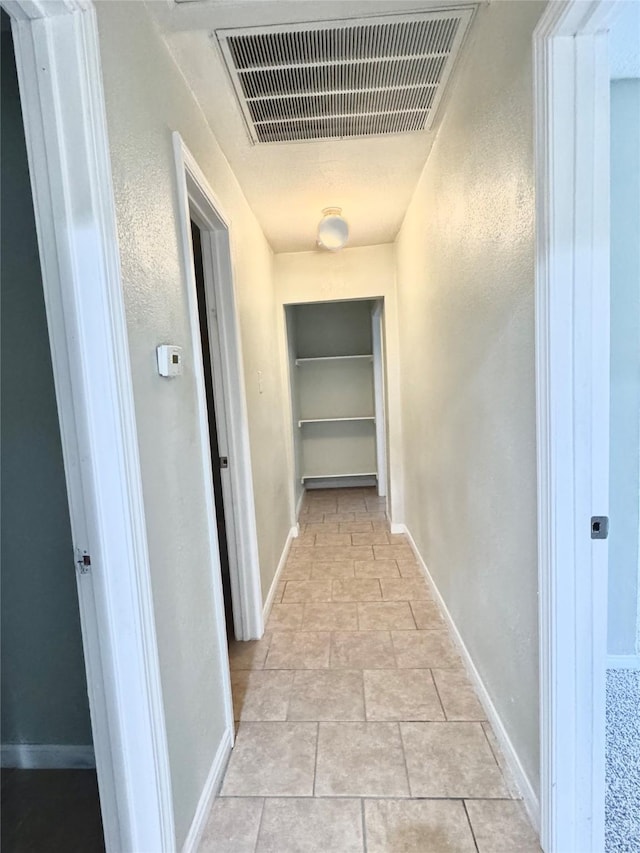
[146,0,479,253]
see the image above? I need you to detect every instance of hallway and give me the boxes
[200,488,540,852]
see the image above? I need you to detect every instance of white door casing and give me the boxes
[535,2,622,850]
[173,132,264,642]
[4,0,175,849]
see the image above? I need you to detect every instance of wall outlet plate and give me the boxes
[156,344,183,378]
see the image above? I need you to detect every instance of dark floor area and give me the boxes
[1,768,104,853]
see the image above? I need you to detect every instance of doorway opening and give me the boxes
[0,12,104,850]
[190,219,234,635]
[174,133,263,643]
[284,298,389,516]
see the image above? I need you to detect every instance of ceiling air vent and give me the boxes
[216,10,475,144]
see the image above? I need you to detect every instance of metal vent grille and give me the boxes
[216,10,475,144]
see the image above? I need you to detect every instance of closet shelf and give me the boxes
[295,355,373,366]
[301,472,377,484]
[298,416,375,427]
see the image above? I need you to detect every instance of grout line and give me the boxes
[463,799,481,852]
[312,722,320,797]
[397,722,413,798]
[429,668,448,720]
[361,797,368,853]
[253,797,267,853]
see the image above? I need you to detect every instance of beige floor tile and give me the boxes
[373,545,416,561]
[314,533,353,547]
[355,559,401,578]
[392,630,461,668]
[432,669,486,721]
[300,512,326,524]
[231,670,293,721]
[228,635,272,671]
[296,545,374,562]
[256,798,364,853]
[302,521,340,534]
[315,722,410,797]
[364,799,476,853]
[282,580,332,603]
[351,531,391,545]
[364,669,445,721]
[322,512,356,523]
[355,511,387,521]
[465,800,541,852]
[264,631,330,670]
[303,602,358,630]
[198,797,264,853]
[397,560,423,577]
[274,582,286,604]
[400,722,509,798]
[311,561,355,579]
[332,578,382,601]
[220,722,317,797]
[481,722,521,798]
[337,500,368,511]
[280,563,313,581]
[267,604,305,631]
[291,533,317,548]
[288,670,365,720]
[380,578,432,601]
[409,600,443,629]
[358,602,417,630]
[339,521,373,533]
[331,631,396,669]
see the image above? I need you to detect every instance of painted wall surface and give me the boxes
[608,79,640,655]
[395,1,545,795]
[275,245,403,522]
[0,31,92,748]
[95,3,292,845]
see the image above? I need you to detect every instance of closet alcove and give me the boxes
[285,299,387,495]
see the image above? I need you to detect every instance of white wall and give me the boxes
[275,245,403,521]
[608,79,640,656]
[95,2,292,845]
[395,0,545,797]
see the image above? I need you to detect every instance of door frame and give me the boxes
[534,2,622,850]
[371,300,388,499]
[173,132,264,642]
[3,1,174,849]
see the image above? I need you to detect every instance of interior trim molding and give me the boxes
[263,526,298,626]
[533,2,621,849]
[1,744,96,769]
[6,3,175,849]
[180,728,233,853]
[173,132,264,643]
[402,525,540,830]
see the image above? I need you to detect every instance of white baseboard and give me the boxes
[607,654,640,670]
[305,476,377,490]
[402,525,541,832]
[296,488,305,522]
[389,520,406,535]
[181,727,233,853]
[1,743,95,769]
[262,526,297,625]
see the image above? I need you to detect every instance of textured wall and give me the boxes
[95,2,292,845]
[608,79,640,655]
[0,31,92,748]
[275,245,403,522]
[395,1,545,796]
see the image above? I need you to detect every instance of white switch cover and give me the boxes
[157,344,183,378]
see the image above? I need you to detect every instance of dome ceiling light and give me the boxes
[317,207,349,252]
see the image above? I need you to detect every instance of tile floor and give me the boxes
[200,488,541,853]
